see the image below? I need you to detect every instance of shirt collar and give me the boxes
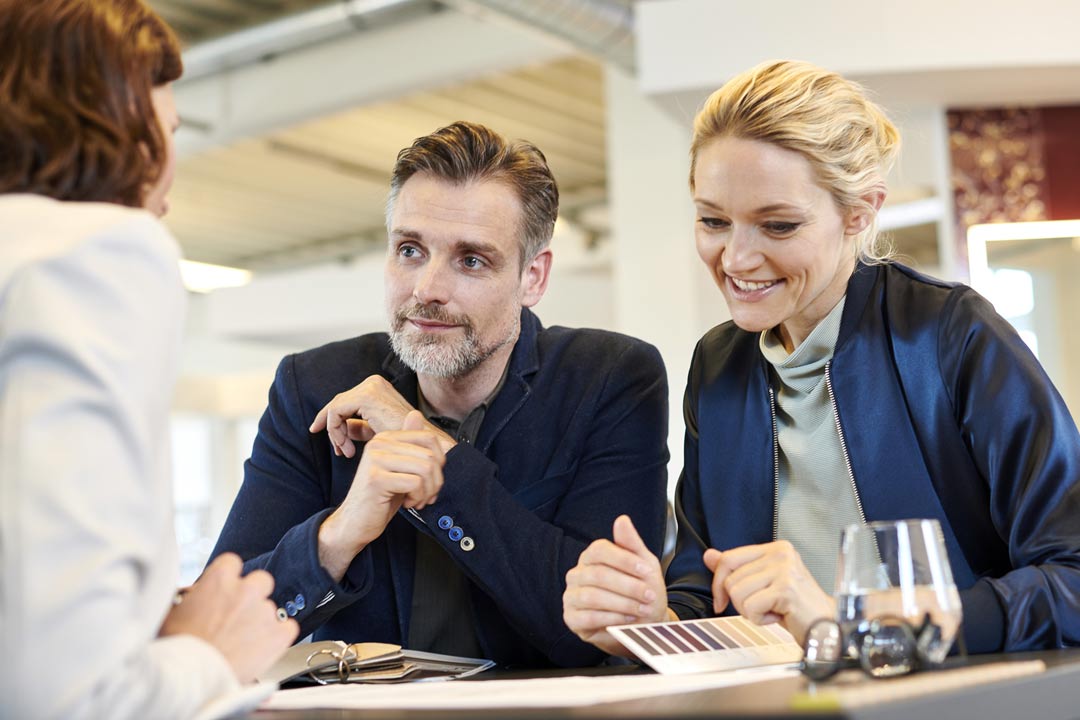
[759,296,847,391]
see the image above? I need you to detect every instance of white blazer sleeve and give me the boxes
[0,210,243,719]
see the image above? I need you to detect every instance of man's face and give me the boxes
[385,173,549,378]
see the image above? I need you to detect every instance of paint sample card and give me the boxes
[608,615,802,675]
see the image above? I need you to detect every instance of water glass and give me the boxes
[835,519,962,667]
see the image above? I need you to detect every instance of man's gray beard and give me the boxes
[390,323,519,380]
[389,302,519,378]
[389,326,488,378]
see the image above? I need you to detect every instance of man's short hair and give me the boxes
[386,121,559,268]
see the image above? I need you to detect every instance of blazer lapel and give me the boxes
[381,350,419,407]
[477,308,539,453]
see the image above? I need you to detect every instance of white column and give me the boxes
[884,103,957,279]
[604,65,727,498]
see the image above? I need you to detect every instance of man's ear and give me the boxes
[844,188,886,237]
[520,248,552,308]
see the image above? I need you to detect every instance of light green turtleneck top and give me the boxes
[759,296,865,593]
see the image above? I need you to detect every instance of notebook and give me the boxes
[258,641,495,685]
[607,615,803,675]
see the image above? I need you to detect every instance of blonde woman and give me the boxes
[564,60,1080,656]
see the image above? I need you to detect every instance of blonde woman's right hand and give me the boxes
[563,515,673,657]
[159,553,299,683]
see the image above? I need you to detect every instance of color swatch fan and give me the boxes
[608,616,802,675]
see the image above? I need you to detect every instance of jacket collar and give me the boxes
[835,261,881,351]
[477,307,540,451]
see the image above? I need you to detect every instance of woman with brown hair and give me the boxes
[0,1,297,717]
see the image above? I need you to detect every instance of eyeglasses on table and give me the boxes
[800,613,964,681]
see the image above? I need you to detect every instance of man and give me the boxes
[211,121,668,668]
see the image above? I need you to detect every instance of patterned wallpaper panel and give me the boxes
[949,105,1080,270]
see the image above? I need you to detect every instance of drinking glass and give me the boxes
[835,519,962,671]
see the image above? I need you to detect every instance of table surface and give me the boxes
[252,649,1080,720]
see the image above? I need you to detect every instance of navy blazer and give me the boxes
[667,262,1080,653]
[211,309,669,668]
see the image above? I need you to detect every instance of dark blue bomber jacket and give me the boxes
[210,308,669,668]
[666,261,1080,653]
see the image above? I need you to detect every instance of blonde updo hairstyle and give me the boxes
[689,60,901,263]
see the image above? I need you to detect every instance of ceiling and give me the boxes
[148,0,613,273]
[150,0,937,277]
[150,0,334,44]
[165,54,607,271]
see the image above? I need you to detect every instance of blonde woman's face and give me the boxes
[144,83,179,217]
[692,136,861,353]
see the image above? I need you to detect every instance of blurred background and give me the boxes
[151,0,1080,582]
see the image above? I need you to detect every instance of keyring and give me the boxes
[305,646,352,685]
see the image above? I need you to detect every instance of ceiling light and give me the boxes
[179,259,252,293]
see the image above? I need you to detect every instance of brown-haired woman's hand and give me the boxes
[159,553,299,683]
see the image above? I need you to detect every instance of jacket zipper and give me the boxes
[768,386,780,541]
[824,360,868,526]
